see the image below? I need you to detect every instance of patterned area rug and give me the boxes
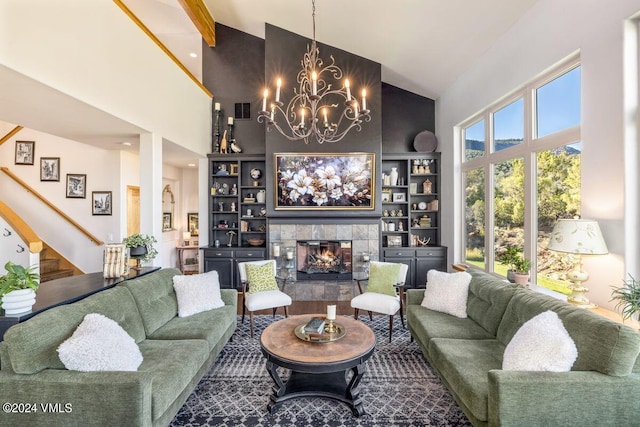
[171,315,472,427]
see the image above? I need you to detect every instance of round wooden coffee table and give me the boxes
[260,314,376,416]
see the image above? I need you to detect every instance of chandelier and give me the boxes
[257,0,371,144]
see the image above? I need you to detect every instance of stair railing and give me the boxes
[0,201,43,254]
[1,167,104,245]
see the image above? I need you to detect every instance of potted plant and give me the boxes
[511,257,531,286]
[123,233,158,269]
[0,261,40,315]
[610,275,640,323]
[498,244,522,283]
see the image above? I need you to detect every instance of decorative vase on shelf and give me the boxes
[1,288,36,315]
[256,189,266,203]
[389,168,399,186]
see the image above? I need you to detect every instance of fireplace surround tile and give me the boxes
[270,221,379,301]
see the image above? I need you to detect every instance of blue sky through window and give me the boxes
[537,67,581,138]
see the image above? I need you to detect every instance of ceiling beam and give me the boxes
[177,0,216,47]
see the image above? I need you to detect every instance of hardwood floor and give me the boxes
[235,295,354,316]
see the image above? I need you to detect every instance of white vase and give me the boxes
[2,289,36,315]
[389,168,399,186]
[256,189,266,203]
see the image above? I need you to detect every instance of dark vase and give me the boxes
[129,245,147,257]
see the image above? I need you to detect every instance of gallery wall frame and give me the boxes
[274,153,375,210]
[40,157,60,181]
[92,191,112,215]
[15,141,35,165]
[66,174,86,198]
[163,213,172,231]
[187,212,199,236]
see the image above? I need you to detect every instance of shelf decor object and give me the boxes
[256,0,371,144]
[275,153,375,210]
[547,218,608,308]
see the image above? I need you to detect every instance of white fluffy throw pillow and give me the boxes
[421,270,472,318]
[503,310,578,372]
[57,313,143,372]
[173,270,225,317]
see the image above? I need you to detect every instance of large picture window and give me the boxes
[461,57,581,293]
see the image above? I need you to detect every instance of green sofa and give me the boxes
[407,269,640,427]
[0,268,237,427]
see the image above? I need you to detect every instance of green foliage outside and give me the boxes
[464,145,580,294]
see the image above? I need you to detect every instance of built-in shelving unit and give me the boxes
[380,153,446,288]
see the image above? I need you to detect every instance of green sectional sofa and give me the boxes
[0,268,237,427]
[407,269,640,427]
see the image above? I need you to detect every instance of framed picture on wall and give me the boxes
[187,212,199,236]
[274,153,375,210]
[163,213,172,231]
[40,157,60,181]
[92,191,112,215]
[66,174,86,198]
[15,141,35,165]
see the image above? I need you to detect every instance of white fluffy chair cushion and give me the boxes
[421,270,472,318]
[173,270,225,317]
[245,290,292,312]
[503,310,578,371]
[351,292,400,316]
[57,313,143,372]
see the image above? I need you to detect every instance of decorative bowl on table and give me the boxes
[247,238,265,247]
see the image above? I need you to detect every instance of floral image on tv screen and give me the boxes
[275,153,375,210]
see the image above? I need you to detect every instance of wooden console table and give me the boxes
[0,267,160,341]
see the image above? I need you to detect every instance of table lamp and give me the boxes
[183,231,191,246]
[547,218,608,308]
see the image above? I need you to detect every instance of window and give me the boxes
[493,158,524,274]
[536,143,581,292]
[460,58,581,293]
[464,168,485,268]
[464,120,485,160]
[494,98,524,152]
[536,67,581,138]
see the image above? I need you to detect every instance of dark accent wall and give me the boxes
[202,23,436,218]
[382,83,436,153]
[202,24,265,154]
[264,24,382,218]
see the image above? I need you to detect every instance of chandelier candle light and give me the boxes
[257,0,371,144]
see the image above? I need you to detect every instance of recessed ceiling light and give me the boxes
[189,52,198,58]
[122,142,132,146]
[187,163,196,167]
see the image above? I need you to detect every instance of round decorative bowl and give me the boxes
[247,238,265,247]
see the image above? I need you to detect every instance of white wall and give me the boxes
[0,127,121,273]
[0,217,38,271]
[0,0,211,155]
[437,0,640,310]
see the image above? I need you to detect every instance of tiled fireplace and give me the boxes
[268,220,379,301]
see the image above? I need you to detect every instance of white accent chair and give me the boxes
[351,262,409,342]
[237,259,292,337]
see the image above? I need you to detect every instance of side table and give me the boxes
[176,245,199,274]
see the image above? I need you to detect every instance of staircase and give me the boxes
[39,244,78,283]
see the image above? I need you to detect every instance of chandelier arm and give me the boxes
[256,0,370,144]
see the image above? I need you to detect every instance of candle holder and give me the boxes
[213,108,221,153]
[325,318,337,334]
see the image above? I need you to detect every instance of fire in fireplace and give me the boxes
[296,240,352,281]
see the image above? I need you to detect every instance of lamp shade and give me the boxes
[547,219,608,255]
[182,231,191,241]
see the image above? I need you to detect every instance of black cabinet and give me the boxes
[382,246,447,288]
[203,248,236,289]
[414,247,447,288]
[203,247,266,290]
